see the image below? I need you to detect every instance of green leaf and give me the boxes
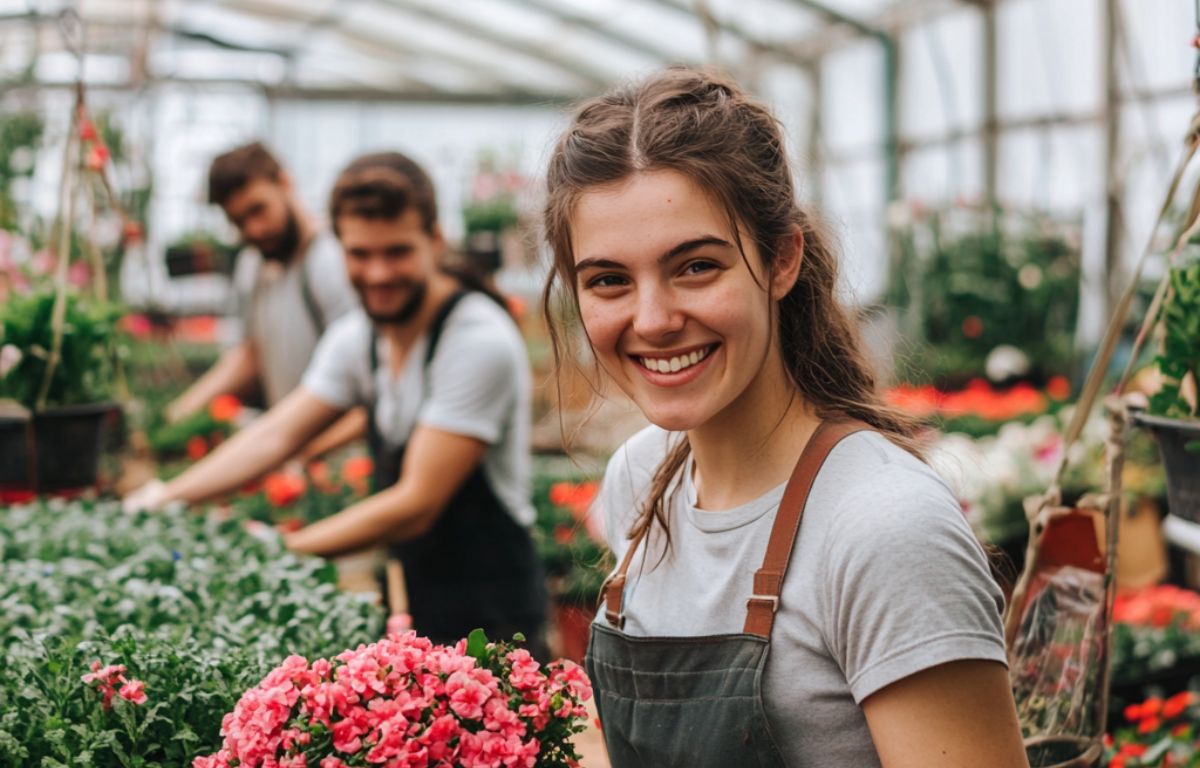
[466,628,488,659]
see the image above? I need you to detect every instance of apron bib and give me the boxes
[586,420,868,767]
[367,291,547,648]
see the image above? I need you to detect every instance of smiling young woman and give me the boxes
[541,68,1027,767]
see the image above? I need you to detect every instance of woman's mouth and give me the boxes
[630,344,718,384]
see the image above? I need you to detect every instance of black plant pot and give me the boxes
[0,402,121,493]
[1133,411,1200,522]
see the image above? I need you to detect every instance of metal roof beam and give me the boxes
[1,76,571,105]
[368,0,611,90]
[209,0,544,99]
[632,0,805,63]
[777,0,883,38]
[489,0,685,64]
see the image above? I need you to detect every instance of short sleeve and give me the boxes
[306,233,359,325]
[300,311,371,410]
[595,426,675,559]
[418,324,519,444]
[227,247,260,344]
[822,467,1008,703]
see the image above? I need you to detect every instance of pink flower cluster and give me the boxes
[81,661,148,710]
[193,631,592,768]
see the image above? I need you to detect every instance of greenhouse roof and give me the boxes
[0,0,961,102]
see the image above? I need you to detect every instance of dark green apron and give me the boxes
[367,291,547,651]
[585,420,867,767]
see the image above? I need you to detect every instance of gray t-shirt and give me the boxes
[231,231,358,406]
[595,426,1007,767]
[301,294,534,527]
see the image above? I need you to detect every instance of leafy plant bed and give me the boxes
[0,499,384,765]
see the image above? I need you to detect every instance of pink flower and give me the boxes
[194,632,593,766]
[447,670,494,720]
[118,679,147,705]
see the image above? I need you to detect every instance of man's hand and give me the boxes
[123,479,170,513]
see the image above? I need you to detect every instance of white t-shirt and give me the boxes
[594,426,1007,767]
[230,231,358,406]
[301,294,535,527]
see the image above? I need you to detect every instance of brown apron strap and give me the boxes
[601,419,869,633]
[744,419,868,637]
[602,521,651,630]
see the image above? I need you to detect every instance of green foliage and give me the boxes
[0,286,124,410]
[531,464,609,606]
[0,499,384,765]
[1149,263,1200,421]
[886,208,1081,386]
[0,111,43,230]
[463,195,519,235]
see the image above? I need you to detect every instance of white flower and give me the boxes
[0,344,22,378]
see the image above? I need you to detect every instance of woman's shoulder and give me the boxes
[604,425,684,488]
[596,425,681,549]
[819,431,961,518]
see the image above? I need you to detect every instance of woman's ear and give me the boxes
[770,228,804,299]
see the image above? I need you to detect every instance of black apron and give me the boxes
[585,420,868,767]
[368,290,547,650]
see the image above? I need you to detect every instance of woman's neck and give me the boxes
[687,360,822,511]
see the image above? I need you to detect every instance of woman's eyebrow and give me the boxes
[575,235,732,272]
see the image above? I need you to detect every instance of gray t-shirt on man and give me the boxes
[231,231,358,406]
[301,294,534,527]
[594,426,1007,767]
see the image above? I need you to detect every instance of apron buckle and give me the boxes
[747,594,779,613]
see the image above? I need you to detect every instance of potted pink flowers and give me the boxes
[193,629,592,767]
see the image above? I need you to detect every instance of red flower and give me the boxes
[186,436,208,460]
[79,119,98,142]
[341,456,374,483]
[1118,743,1147,757]
[1124,703,1142,722]
[1142,697,1164,717]
[208,395,241,423]
[1046,375,1070,401]
[549,482,574,508]
[961,315,983,339]
[122,220,144,244]
[308,461,336,493]
[275,518,304,534]
[1138,716,1161,734]
[85,143,110,172]
[553,525,574,545]
[264,472,306,507]
[1163,691,1194,720]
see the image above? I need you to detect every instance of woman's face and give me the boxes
[572,169,780,433]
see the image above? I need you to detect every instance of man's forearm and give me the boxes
[164,415,294,505]
[284,485,434,558]
[295,407,367,462]
[168,343,258,421]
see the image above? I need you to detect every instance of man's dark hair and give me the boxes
[328,151,438,236]
[207,141,284,207]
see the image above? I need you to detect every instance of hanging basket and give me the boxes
[1131,411,1200,522]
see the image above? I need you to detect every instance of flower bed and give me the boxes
[0,499,383,764]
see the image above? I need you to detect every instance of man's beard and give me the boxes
[257,209,301,263]
[366,279,428,325]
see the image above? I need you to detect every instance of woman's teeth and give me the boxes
[638,347,710,374]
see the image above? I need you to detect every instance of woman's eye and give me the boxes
[585,274,627,290]
[683,260,717,276]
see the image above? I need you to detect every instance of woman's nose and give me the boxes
[632,284,685,340]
